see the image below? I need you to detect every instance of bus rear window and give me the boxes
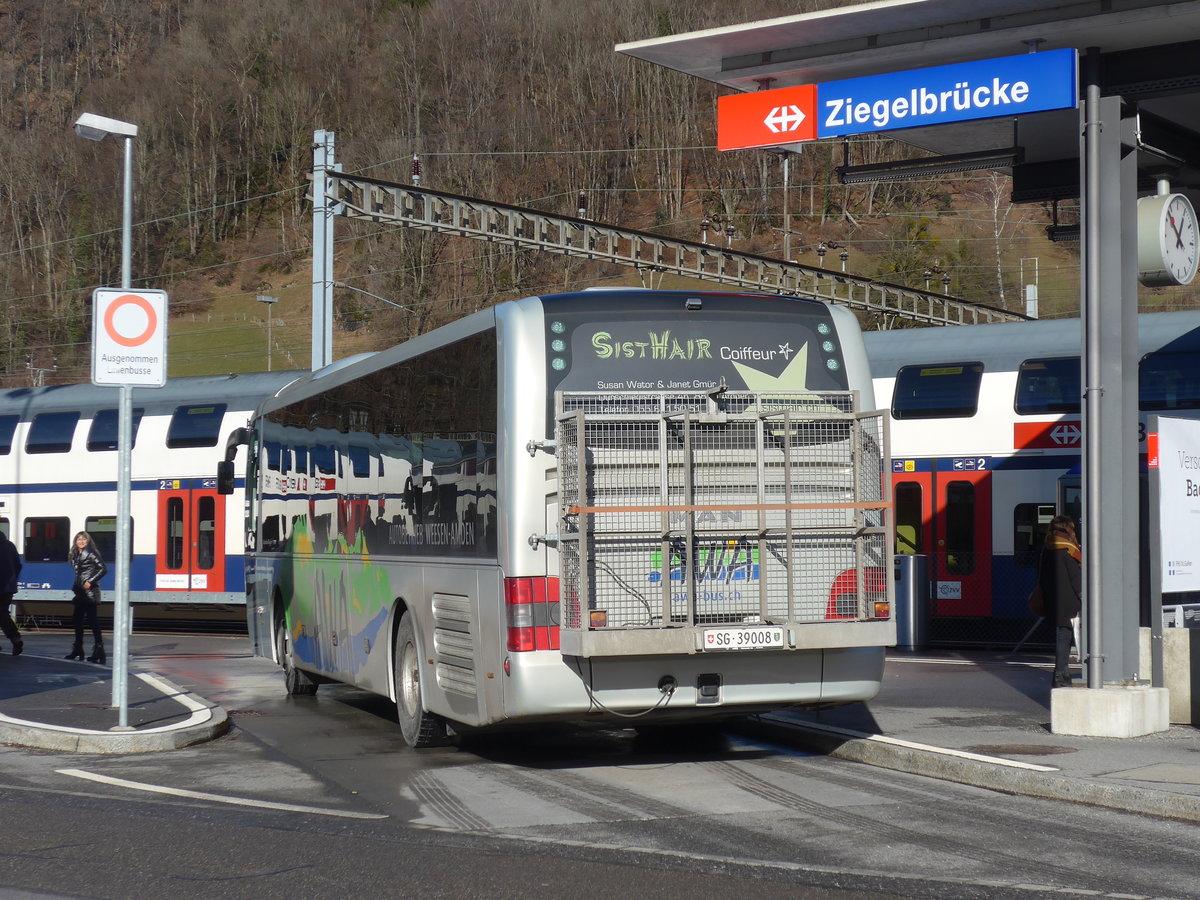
[1015,357,1080,414]
[26,411,80,454]
[167,404,227,448]
[891,362,983,419]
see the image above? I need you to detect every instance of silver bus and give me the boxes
[222,289,894,746]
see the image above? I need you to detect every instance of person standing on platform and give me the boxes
[1039,515,1082,687]
[66,532,108,664]
[0,530,22,656]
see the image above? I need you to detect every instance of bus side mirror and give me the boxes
[216,460,235,495]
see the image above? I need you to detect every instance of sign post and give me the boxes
[91,288,167,728]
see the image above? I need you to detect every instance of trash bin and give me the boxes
[894,554,929,651]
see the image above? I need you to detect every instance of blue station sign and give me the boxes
[816,48,1077,138]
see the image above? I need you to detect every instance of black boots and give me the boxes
[11,639,21,656]
[65,639,106,663]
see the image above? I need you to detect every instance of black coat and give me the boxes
[70,549,108,602]
[1038,545,1082,627]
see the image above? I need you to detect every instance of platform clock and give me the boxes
[1137,192,1199,287]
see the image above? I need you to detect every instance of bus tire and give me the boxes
[276,618,319,696]
[394,612,447,748]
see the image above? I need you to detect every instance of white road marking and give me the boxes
[56,768,388,819]
[773,718,1060,772]
[0,671,211,736]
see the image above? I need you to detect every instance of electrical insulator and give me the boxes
[411,155,421,186]
[577,191,588,219]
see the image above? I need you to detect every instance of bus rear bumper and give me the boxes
[500,645,885,722]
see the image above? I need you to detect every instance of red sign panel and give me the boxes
[1014,420,1083,449]
[717,84,818,151]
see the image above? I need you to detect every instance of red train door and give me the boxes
[156,481,226,593]
[931,462,992,617]
[892,458,993,617]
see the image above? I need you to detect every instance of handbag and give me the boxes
[1027,584,1045,617]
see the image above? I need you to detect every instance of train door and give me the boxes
[931,463,992,616]
[891,460,993,617]
[156,480,226,593]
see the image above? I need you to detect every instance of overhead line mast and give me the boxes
[310,160,1024,332]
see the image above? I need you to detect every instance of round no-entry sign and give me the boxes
[92,288,168,386]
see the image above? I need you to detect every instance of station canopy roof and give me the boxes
[616,0,1200,198]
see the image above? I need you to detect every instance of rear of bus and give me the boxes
[499,290,893,724]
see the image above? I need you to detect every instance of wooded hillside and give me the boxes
[2,0,1178,385]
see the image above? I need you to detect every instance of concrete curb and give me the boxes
[0,674,229,754]
[745,715,1200,825]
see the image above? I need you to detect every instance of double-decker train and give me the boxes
[0,370,301,631]
[5,307,1197,644]
[864,309,1200,645]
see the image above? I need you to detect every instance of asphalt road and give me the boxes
[0,633,1196,900]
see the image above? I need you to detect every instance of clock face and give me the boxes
[1138,193,1200,287]
[1162,194,1198,285]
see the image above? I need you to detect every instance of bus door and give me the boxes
[931,460,992,616]
[156,480,226,593]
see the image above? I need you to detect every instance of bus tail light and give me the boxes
[504,576,560,651]
[826,567,888,620]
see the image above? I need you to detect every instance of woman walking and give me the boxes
[1038,516,1082,687]
[66,531,108,663]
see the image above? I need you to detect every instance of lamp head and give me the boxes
[73,112,138,141]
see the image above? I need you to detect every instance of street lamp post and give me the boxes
[257,295,278,371]
[73,111,138,730]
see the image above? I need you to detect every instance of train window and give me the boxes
[891,362,983,419]
[86,408,146,451]
[165,497,185,568]
[197,496,215,569]
[1015,357,1081,414]
[944,481,975,575]
[26,411,80,454]
[0,517,8,539]
[0,415,17,454]
[24,517,70,562]
[1013,503,1054,568]
[166,404,228,448]
[84,515,131,565]
[894,482,922,555]
[293,445,308,474]
[312,445,336,476]
[348,445,370,478]
[1140,331,1200,410]
[264,441,282,472]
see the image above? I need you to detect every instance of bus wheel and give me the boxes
[394,612,447,748]
[276,618,318,696]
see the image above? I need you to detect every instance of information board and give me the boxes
[1151,416,1200,593]
[718,48,1078,151]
